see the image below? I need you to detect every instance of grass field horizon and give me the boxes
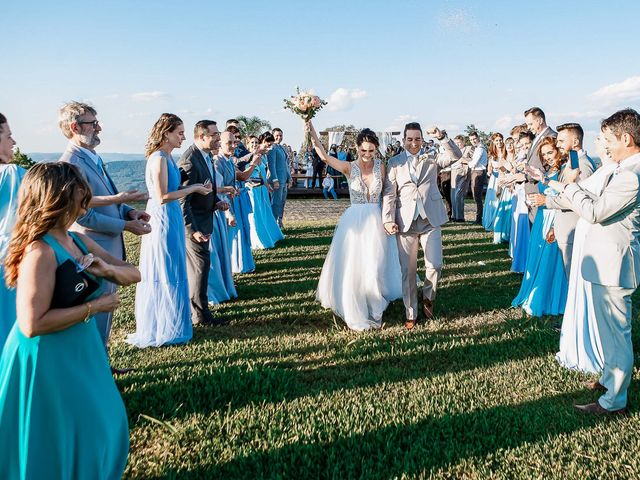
[110,202,640,479]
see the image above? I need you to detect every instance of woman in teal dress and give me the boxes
[245,134,284,249]
[0,113,26,351]
[511,137,568,316]
[0,162,140,479]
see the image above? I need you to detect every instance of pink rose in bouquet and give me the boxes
[284,88,328,144]
[283,87,327,121]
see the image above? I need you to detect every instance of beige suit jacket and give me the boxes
[382,139,462,232]
[563,152,640,288]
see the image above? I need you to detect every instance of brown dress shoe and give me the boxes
[422,298,434,319]
[585,379,607,392]
[404,319,416,330]
[574,402,627,416]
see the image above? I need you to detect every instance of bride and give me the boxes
[306,121,402,330]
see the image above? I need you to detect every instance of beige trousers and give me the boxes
[396,216,443,320]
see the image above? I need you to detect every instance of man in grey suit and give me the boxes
[179,120,229,326]
[542,109,640,415]
[382,122,462,329]
[530,123,597,277]
[524,107,557,221]
[58,102,150,360]
[267,127,291,228]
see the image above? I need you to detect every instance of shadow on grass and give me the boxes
[120,317,558,422]
[143,384,625,480]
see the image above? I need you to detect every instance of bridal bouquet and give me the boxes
[284,88,327,145]
[283,87,327,121]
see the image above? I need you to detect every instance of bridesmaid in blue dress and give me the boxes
[207,182,237,304]
[493,136,515,243]
[482,133,504,230]
[215,131,259,274]
[0,114,25,350]
[510,132,535,273]
[511,137,568,316]
[128,114,212,347]
[245,133,284,249]
[0,162,140,479]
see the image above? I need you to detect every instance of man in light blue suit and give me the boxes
[543,109,640,415]
[58,102,150,366]
[266,127,291,228]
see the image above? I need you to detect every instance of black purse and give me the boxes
[50,259,101,309]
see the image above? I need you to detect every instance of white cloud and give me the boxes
[494,114,515,130]
[589,76,640,105]
[327,88,367,112]
[386,114,418,132]
[130,91,169,102]
[437,7,479,33]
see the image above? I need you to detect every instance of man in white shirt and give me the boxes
[467,131,487,224]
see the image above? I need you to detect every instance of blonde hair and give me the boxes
[58,101,97,139]
[5,162,92,287]
[144,113,183,158]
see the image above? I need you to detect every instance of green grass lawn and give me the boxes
[111,218,640,479]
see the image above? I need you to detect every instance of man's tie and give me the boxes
[204,153,214,180]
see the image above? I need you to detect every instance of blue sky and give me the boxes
[3,0,640,154]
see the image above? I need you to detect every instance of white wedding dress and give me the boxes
[316,159,403,330]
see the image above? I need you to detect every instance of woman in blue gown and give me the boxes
[215,131,260,275]
[511,137,568,316]
[509,132,535,273]
[207,185,237,304]
[128,114,212,347]
[482,133,504,230]
[0,114,25,351]
[245,134,284,249]
[0,162,140,479]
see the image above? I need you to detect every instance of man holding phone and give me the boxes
[529,123,597,276]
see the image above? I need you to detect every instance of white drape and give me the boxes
[327,131,345,149]
[376,132,394,156]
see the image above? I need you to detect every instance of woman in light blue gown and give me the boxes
[510,182,530,273]
[493,137,516,244]
[482,133,505,230]
[215,132,258,275]
[229,159,256,273]
[128,114,212,347]
[509,133,534,273]
[245,134,284,249]
[511,137,568,316]
[0,114,25,351]
[0,162,140,479]
[207,185,237,304]
[308,122,402,331]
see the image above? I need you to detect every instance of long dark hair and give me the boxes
[5,162,92,287]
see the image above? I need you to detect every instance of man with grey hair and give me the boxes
[58,101,150,373]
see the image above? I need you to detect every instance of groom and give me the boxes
[382,122,462,329]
